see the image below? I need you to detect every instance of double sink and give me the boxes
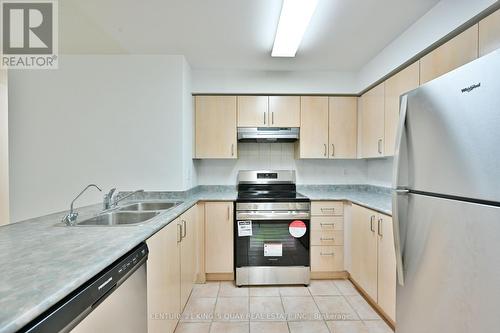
[75,201,181,226]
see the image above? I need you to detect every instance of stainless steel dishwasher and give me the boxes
[21,243,148,333]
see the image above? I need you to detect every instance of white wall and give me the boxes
[357,0,497,90]
[366,158,394,187]
[182,58,197,188]
[196,143,368,185]
[9,55,192,222]
[0,69,9,225]
[192,69,358,94]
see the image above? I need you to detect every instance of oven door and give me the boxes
[235,212,310,268]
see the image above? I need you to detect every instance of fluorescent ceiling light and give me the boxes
[272,0,319,57]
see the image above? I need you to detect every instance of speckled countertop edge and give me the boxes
[0,184,391,333]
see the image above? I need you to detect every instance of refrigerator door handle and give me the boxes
[392,94,408,187]
[392,94,409,286]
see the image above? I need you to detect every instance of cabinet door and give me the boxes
[180,207,197,309]
[147,220,181,333]
[479,9,500,57]
[329,97,357,159]
[420,24,478,84]
[205,202,234,274]
[384,62,420,156]
[360,83,385,158]
[351,205,378,301]
[299,96,329,158]
[269,96,300,127]
[377,214,396,322]
[195,96,237,159]
[237,96,269,127]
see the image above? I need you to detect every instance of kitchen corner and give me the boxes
[0,184,389,333]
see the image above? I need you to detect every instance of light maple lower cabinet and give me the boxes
[360,83,385,158]
[195,96,237,159]
[205,202,234,277]
[310,201,345,277]
[147,205,198,333]
[351,205,378,300]
[350,204,396,323]
[147,220,181,333]
[420,24,478,84]
[179,206,197,309]
[377,214,396,322]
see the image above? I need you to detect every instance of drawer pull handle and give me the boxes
[320,237,335,241]
[320,252,335,256]
[320,207,335,211]
[320,223,335,227]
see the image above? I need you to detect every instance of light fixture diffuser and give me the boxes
[271,0,319,57]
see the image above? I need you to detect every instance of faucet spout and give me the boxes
[63,184,102,225]
[111,189,144,207]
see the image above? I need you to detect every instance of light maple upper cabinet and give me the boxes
[360,83,385,158]
[269,96,300,127]
[420,24,479,84]
[237,96,269,127]
[329,97,357,159]
[298,96,329,159]
[377,214,396,322]
[0,69,8,225]
[205,202,234,276]
[479,9,500,57]
[195,96,237,159]
[147,220,181,333]
[351,204,379,301]
[384,62,420,156]
[179,207,197,309]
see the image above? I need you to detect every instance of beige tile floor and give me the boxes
[175,280,393,333]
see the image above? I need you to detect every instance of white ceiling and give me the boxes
[61,0,440,71]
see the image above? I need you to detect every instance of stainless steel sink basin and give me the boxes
[116,202,181,212]
[76,211,160,226]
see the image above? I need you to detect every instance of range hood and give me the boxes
[237,127,299,143]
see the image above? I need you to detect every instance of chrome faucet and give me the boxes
[103,188,144,210]
[62,184,102,225]
[103,188,117,210]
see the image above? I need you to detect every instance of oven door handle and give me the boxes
[236,211,310,220]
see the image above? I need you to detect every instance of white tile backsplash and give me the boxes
[195,143,373,185]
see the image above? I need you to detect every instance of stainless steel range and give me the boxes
[235,170,311,286]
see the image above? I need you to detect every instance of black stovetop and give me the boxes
[236,184,309,202]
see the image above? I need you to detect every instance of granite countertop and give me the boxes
[0,184,391,333]
[297,185,392,216]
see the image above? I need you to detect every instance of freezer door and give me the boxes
[397,193,500,333]
[400,50,500,203]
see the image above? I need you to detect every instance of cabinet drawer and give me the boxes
[311,201,344,216]
[311,216,344,231]
[311,246,344,272]
[311,230,344,246]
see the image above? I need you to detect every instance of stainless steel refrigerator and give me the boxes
[393,49,500,333]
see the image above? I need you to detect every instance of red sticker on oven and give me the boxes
[289,220,306,238]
